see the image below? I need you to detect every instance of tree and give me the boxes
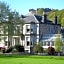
[54,35,63,53]
[37,8,44,16]
[7,11,25,47]
[61,18,64,28]
[0,1,11,47]
[0,1,10,22]
[0,1,25,47]
[33,43,43,54]
[48,47,55,55]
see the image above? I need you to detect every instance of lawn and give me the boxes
[0,55,64,64]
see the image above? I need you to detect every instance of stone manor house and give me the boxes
[0,9,62,53]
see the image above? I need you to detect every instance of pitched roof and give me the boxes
[34,15,42,23]
[23,14,42,23]
[22,14,61,26]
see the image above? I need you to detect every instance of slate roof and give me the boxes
[23,15,42,23]
[45,20,53,24]
[34,15,42,23]
[22,14,61,25]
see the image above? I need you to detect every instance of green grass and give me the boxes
[0,54,64,64]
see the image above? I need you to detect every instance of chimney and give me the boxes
[55,16,57,24]
[29,9,36,15]
[42,12,47,23]
[54,13,57,24]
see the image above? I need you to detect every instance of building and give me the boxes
[0,9,61,53]
[22,10,61,53]
[0,22,23,49]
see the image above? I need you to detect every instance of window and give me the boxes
[46,42,50,46]
[27,29,30,32]
[51,42,54,46]
[21,34,25,40]
[49,26,55,34]
[26,25,30,32]
[31,29,33,32]
[27,41,30,46]
[0,30,1,33]
[5,41,8,46]
[48,42,50,46]
[43,42,46,46]
[31,41,33,45]
[26,37,30,46]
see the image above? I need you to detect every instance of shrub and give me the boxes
[43,49,48,53]
[54,35,63,52]
[0,47,5,53]
[2,48,5,53]
[38,47,43,53]
[48,47,55,55]
[33,44,38,53]
[14,45,24,52]
[5,47,13,53]
[33,43,43,53]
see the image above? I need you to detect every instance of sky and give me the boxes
[0,0,64,15]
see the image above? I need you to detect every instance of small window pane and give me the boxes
[27,29,30,32]
[27,41,29,46]
[48,42,50,46]
[5,41,7,46]
[43,42,46,46]
[31,42,33,45]
[51,42,54,46]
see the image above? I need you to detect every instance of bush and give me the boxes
[48,47,55,55]
[33,43,43,53]
[43,49,48,53]
[2,48,5,53]
[0,47,5,53]
[33,44,38,53]
[14,45,24,52]
[38,47,43,53]
[5,47,13,53]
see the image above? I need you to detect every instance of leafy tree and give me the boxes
[0,1,10,22]
[0,1,25,47]
[37,8,44,16]
[33,43,43,54]
[54,35,63,52]
[36,8,64,27]
[61,18,64,28]
[61,43,64,53]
